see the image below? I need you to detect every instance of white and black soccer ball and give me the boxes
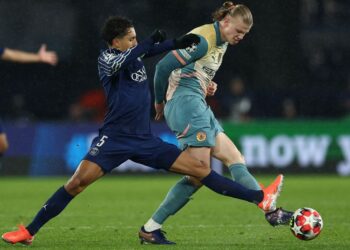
[290,207,323,240]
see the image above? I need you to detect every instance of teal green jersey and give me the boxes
[154,22,228,103]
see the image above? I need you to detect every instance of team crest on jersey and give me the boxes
[196,131,207,142]
[89,147,99,156]
[185,43,198,53]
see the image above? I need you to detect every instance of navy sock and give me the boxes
[26,186,74,235]
[201,170,263,204]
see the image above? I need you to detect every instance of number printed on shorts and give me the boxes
[96,135,108,147]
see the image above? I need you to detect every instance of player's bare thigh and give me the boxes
[64,160,105,196]
[169,146,211,179]
[211,132,245,167]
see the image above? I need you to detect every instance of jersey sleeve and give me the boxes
[154,35,208,103]
[98,38,155,77]
[144,39,174,58]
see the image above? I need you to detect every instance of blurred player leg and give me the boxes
[212,132,261,190]
[0,132,9,156]
[140,146,269,244]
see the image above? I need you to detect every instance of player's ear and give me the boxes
[222,15,232,27]
[111,37,120,48]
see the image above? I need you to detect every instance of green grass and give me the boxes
[0,175,349,249]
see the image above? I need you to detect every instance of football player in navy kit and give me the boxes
[2,16,282,246]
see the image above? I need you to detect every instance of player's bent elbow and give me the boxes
[0,140,9,153]
[0,145,8,153]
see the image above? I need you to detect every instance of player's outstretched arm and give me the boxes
[99,29,169,76]
[1,44,58,65]
[145,33,200,58]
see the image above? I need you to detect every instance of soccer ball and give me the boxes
[290,207,323,240]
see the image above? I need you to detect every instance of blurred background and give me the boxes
[1,0,350,176]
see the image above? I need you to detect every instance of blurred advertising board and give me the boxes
[1,122,177,175]
[1,120,349,176]
[222,120,350,176]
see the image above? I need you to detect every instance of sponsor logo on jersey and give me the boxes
[131,66,147,82]
[196,131,207,142]
[202,66,215,78]
[89,147,99,156]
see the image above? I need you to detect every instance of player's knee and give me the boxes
[222,154,245,167]
[65,178,85,196]
[191,160,210,178]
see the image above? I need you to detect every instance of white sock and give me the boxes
[144,218,162,232]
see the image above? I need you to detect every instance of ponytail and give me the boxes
[212,1,253,26]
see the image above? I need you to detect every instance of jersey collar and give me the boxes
[214,21,225,46]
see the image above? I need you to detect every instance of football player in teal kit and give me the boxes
[140,2,292,244]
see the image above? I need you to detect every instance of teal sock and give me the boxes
[229,163,261,191]
[152,176,199,224]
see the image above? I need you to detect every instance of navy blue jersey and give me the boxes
[83,38,182,172]
[97,38,174,138]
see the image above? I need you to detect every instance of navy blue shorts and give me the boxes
[83,133,181,173]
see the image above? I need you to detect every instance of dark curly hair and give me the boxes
[101,16,134,45]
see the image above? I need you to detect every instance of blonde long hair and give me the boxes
[212,1,253,27]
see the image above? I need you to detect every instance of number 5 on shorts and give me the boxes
[96,135,108,147]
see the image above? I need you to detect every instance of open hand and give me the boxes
[38,44,58,66]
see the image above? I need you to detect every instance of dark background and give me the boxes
[1,0,350,120]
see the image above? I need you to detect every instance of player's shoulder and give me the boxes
[190,23,216,48]
[98,48,120,64]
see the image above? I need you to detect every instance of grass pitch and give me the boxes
[0,174,349,250]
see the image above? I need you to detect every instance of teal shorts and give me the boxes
[164,95,224,150]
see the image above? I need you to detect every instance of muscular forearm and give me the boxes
[2,48,41,63]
